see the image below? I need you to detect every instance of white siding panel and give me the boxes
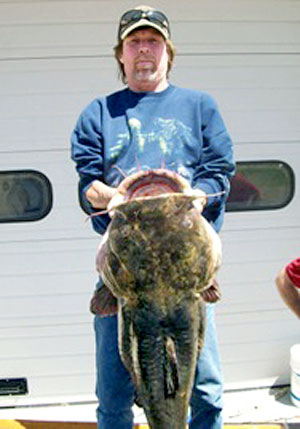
[173,55,300,143]
[1,0,300,58]
[0,0,299,405]
[1,0,299,24]
[1,21,300,58]
[0,58,119,152]
[0,313,91,329]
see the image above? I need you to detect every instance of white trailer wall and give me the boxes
[0,0,299,405]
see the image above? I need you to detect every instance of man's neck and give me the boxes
[128,79,169,93]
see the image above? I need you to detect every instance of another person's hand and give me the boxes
[276,267,300,319]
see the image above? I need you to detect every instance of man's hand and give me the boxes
[202,278,222,303]
[85,180,117,209]
[184,188,207,212]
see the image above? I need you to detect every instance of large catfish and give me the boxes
[95,169,222,429]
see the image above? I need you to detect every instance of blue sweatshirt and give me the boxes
[71,84,235,234]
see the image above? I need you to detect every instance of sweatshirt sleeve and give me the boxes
[71,98,111,234]
[71,99,104,194]
[192,93,235,208]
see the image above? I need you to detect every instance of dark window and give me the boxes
[0,170,53,223]
[226,161,295,212]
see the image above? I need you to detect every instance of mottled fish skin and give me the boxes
[96,170,221,429]
[119,296,206,429]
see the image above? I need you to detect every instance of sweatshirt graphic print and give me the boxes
[71,84,235,234]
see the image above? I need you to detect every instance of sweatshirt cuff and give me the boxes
[193,179,223,207]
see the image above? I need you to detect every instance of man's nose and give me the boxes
[138,42,150,53]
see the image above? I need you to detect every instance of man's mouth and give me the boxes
[136,61,153,69]
[135,57,154,68]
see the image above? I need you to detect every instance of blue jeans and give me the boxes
[94,304,223,429]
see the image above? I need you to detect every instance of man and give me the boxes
[71,5,235,428]
[276,258,300,318]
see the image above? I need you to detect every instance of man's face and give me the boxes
[119,28,169,91]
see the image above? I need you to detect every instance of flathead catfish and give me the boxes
[96,169,222,429]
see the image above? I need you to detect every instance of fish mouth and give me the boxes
[117,169,191,201]
[125,174,181,199]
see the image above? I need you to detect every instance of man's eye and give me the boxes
[128,39,138,45]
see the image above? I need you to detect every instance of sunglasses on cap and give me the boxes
[118,8,170,41]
